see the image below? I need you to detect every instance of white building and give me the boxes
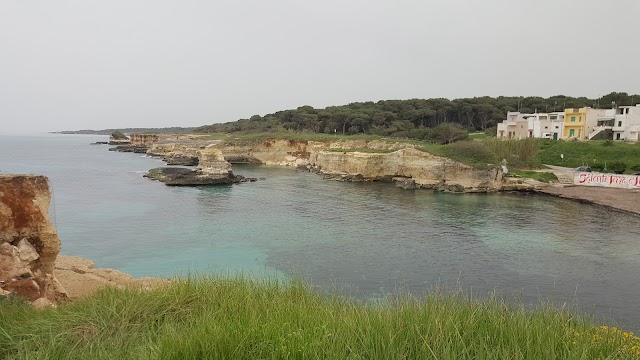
[589,106,640,142]
[497,111,564,140]
[612,105,640,142]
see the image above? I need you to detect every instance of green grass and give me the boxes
[468,132,487,140]
[2,277,640,359]
[326,148,398,154]
[537,140,640,172]
[511,169,558,183]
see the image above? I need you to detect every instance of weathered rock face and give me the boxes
[198,147,232,175]
[309,148,503,192]
[129,134,159,147]
[0,175,67,303]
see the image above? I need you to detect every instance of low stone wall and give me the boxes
[574,172,640,189]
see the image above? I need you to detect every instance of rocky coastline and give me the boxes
[102,133,640,214]
[132,136,506,193]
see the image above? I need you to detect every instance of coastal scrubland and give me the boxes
[2,277,639,359]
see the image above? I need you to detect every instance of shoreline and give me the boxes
[530,185,640,216]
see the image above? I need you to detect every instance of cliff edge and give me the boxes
[0,174,67,306]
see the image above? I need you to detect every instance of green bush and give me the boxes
[591,163,605,172]
[609,161,627,174]
[110,130,128,140]
[630,164,640,172]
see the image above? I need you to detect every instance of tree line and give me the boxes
[196,92,640,141]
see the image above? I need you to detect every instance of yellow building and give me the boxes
[563,107,607,140]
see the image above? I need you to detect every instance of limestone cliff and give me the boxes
[145,137,503,192]
[129,133,159,147]
[0,175,67,304]
[310,148,502,192]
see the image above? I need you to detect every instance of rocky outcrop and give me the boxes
[129,134,159,147]
[144,148,256,186]
[0,175,67,305]
[54,256,167,300]
[309,148,502,192]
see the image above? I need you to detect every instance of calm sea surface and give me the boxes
[1,134,640,330]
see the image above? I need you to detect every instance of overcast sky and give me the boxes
[1,0,639,134]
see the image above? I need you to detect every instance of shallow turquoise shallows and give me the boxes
[1,134,639,331]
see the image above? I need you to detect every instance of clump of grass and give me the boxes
[1,277,638,359]
[537,140,640,172]
[511,169,558,183]
[326,148,397,154]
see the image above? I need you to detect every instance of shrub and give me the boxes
[591,163,605,172]
[609,161,626,174]
[602,140,614,147]
[429,123,469,144]
[110,130,128,140]
[630,164,640,172]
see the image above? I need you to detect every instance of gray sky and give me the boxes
[1,0,639,134]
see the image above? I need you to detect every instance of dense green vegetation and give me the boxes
[537,140,640,173]
[109,130,128,140]
[196,92,639,140]
[2,277,640,359]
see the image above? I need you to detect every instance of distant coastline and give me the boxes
[52,127,196,135]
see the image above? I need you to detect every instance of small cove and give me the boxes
[1,134,639,331]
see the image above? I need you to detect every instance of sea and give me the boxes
[1,134,640,331]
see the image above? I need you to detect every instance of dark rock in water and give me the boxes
[144,167,256,186]
[108,145,148,153]
[396,178,416,190]
[433,183,465,193]
[164,155,198,166]
[90,142,109,145]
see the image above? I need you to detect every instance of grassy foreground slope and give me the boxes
[2,278,640,359]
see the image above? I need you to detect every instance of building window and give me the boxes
[569,129,575,137]
[618,121,622,127]
[555,126,559,129]
[544,126,548,129]
[616,133,621,140]
[571,117,576,122]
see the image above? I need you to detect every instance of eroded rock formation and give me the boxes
[144,147,256,186]
[0,175,67,304]
[146,138,504,192]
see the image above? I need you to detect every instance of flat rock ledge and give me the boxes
[54,255,168,300]
[108,145,148,153]
[144,167,257,186]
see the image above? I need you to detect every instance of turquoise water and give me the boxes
[1,134,640,330]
